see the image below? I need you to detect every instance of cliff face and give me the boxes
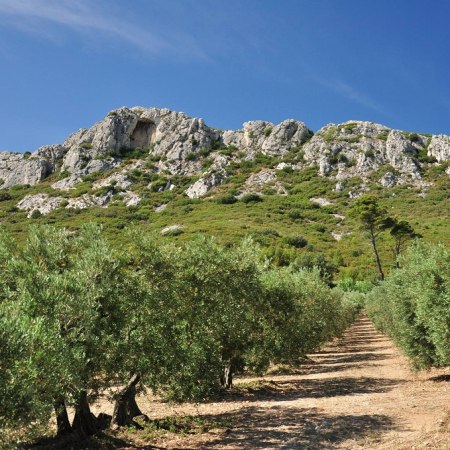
[0,106,449,216]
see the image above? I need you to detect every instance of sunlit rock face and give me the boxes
[0,108,448,204]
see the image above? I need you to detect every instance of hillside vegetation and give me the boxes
[0,108,448,281]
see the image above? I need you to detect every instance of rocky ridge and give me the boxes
[0,106,448,217]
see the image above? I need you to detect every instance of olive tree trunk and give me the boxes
[72,390,98,436]
[110,373,147,429]
[220,363,233,389]
[54,398,71,436]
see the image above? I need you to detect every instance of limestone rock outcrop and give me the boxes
[222,119,312,157]
[0,153,51,188]
[0,107,448,212]
[428,135,450,162]
[185,171,226,198]
[302,121,423,184]
[241,170,288,195]
[17,193,63,217]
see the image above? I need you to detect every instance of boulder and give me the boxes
[66,192,113,209]
[379,171,398,188]
[185,171,226,198]
[121,191,141,206]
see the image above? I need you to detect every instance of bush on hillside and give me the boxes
[216,195,237,204]
[283,234,308,248]
[240,193,263,203]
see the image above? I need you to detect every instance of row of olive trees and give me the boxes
[365,241,450,369]
[0,225,359,444]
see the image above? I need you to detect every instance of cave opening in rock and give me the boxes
[130,119,156,149]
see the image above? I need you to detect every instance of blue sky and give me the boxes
[0,0,449,151]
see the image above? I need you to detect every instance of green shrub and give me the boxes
[202,158,213,170]
[0,191,12,201]
[238,160,256,172]
[30,209,42,219]
[376,131,389,141]
[216,195,237,204]
[337,278,373,293]
[240,193,263,203]
[198,147,212,158]
[219,145,237,156]
[58,170,71,180]
[119,147,149,159]
[283,234,308,248]
[11,184,29,191]
[416,148,437,164]
[288,210,303,220]
[342,122,358,132]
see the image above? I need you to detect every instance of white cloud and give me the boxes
[315,76,393,118]
[0,0,207,60]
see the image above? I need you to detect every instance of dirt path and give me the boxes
[94,316,450,449]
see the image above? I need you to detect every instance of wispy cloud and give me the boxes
[0,0,208,60]
[314,76,395,119]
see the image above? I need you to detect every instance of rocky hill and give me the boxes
[0,106,449,218]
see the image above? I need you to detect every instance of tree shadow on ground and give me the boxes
[314,352,388,365]
[226,375,402,403]
[287,361,379,376]
[200,406,398,449]
[429,374,450,382]
[27,407,398,450]
[314,344,389,355]
[27,431,164,450]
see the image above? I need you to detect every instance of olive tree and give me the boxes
[0,303,71,445]
[159,237,263,393]
[366,242,450,369]
[246,268,355,372]
[108,232,180,427]
[0,225,127,436]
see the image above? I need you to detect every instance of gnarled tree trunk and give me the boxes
[72,390,98,436]
[54,398,71,436]
[220,363,233,389]
[111,373,147,428]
